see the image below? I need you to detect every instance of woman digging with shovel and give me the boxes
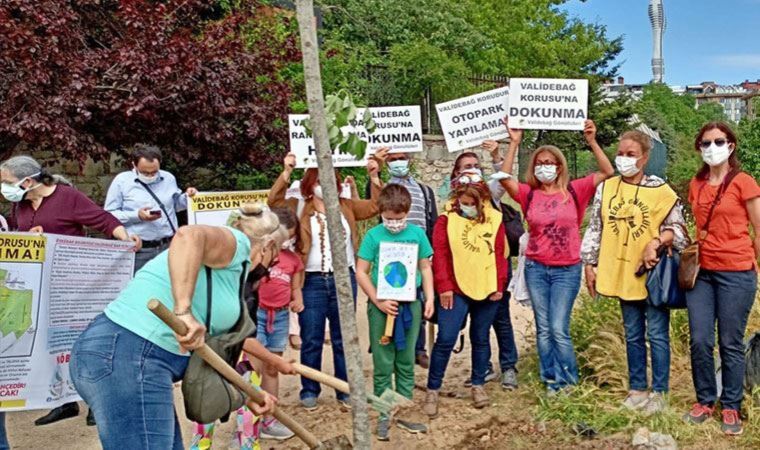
[70,204,293,450]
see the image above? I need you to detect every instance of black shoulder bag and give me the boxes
[136,179,177,235]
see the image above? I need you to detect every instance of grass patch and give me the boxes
[515,291,760,449]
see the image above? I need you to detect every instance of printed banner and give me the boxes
[0,233,135,412]
[188,191,270,226]
[508,78,589,131]
[288,106,423,168]
[435,87,510,152]
[376,242,418,302]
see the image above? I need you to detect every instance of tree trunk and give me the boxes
[294,2,372,449]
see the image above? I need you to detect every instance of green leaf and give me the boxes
[346,105,357,122]
[341,133,367,160]
[335,110,349,128]
[363,108,372,123]
[365,119,377,134]
[328,125,340,140]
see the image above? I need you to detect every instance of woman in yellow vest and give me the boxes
[422,174,508,417]
[498,118,614,395]
[581,130,687,414]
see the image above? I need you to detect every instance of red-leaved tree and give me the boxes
[0,0,300,168]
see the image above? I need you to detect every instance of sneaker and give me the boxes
[415,352,430,369]
[683,403,714,424]
[423,389,439,418]
[376,417,390,441]
[721,409,743,436]
[472,385,489,409]
[501,368,518,390]
[301,397,319,411]
[622,391,650,411]
[86,408,96,426]
[642,393,667,416]
[397,419,428,434]
[338,398,352,410]
[261,419,295,441]
[464,366,498,388]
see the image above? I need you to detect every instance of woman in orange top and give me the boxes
[681,122,760,436]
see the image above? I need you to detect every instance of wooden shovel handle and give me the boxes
[380,314,395,345]
[147,300,322,449]
[293,362,350,394]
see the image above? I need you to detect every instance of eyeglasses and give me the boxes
[700,138,729,149]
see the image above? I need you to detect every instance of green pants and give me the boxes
[367,300,421,400]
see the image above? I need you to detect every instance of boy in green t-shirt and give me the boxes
[356,184,435,442]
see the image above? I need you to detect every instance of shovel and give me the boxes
[148,300,350,449]
[293,362,413,417]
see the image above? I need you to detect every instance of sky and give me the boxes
[559,0,760,87]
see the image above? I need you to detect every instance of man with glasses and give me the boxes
[105,144,197,273]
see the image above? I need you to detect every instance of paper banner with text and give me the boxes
[435,86,510,153]
[508,78,589,131]
[376,242,418,302]
[288,105,423,168]
[0,233,134,412]
[188,190,270,226]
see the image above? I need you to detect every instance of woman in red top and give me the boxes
[0,155,140,427]
[498,118,614,394]
[681,122,760,436]
[423,175,508,417]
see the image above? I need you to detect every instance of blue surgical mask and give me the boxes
[1,173,39,203]
[459,204,478,219]
[388,160,410,177]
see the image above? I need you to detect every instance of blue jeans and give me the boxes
[686,269,757,410]
[427,293,500,390]
[415,288,427,356]
[525,259,581,390]
[71,314,189,450]
[299,271,357,401]
[0,412,8,450]
[494,264,518,371]
[256,308,290,353]
[619,300,670,392]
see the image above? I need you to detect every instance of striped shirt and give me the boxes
[388,176,428,231]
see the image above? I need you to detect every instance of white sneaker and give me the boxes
[642,392,667,416]
[261,418,295,441]
[622,391,649,410]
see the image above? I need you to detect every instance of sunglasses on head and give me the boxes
[456,173,483,185]
[700,138,729,149]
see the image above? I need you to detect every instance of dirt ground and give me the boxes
[4,295,615,449]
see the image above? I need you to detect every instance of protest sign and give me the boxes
[188,191,270,226]
[435,86,510,152]
[508,78,589,131]
[288,106,423,168]
[376,242,418,302]
[0,233,134,412]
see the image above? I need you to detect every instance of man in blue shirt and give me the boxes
[105,144,197,272]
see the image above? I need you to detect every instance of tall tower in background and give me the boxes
[648,0,666,83]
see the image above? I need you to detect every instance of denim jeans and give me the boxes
[619,300,670,393]
[686,269,757,410]
[299,271,357,401]
[525,259,581,390]
[133,242,170,274]
[71,314,189,450]
[427,293,500,390]
[0,412,8,450]
[494,264,518,371]
[415,288,427,356]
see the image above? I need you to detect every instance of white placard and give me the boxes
[0,233,134,412]
[188,191,270,226]
[288,105,423,169]
[376,242,418,302]
[508,78,589,131]
[435,86,510,152]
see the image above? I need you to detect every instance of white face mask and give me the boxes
[534,165,558,184]
[1,173,40,203]
[615,156,641,177]
[459,204,478,219]
[701,142,733,167]
[383,217,408,234]
[136,169,158,185]
[312,185,323,199]
[282,237,296,250]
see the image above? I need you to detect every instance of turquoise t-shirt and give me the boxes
[357,223,433,288]
[105,227,252,356]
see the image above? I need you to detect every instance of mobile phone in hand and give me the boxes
[149,210,162,217]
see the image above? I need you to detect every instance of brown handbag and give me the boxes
[677,170,739,290]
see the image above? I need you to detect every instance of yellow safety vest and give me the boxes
[596,176,678,301]
[446,207,505,300]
